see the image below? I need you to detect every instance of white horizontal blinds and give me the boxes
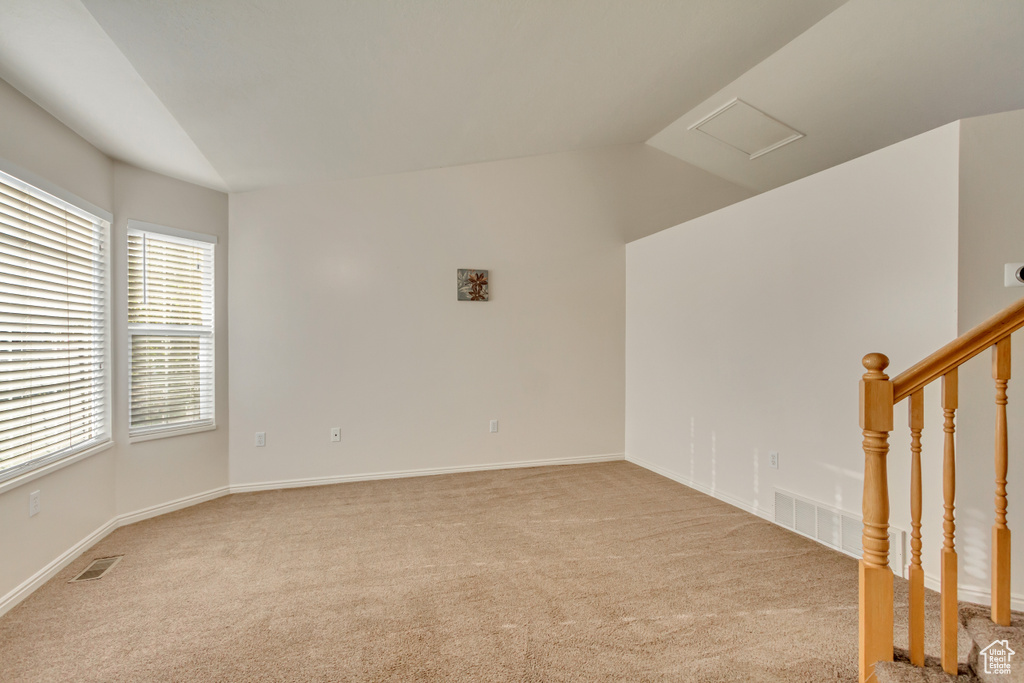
[130,335,212,427]
[0,170,109,475]
[127,229,214,434]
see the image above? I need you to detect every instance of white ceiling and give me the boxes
[648,0,1024,192]
[0,0,844,192]
[0,0,224,189]
[1,1,1021,196]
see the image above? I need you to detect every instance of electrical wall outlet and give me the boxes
[769,451,779,469]
[29,490,40,517]
[255,432,266,447]
[331,427,341,442]
[489,420,498,433]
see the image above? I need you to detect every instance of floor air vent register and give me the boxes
[69,556,123,583]
[773,489,906,577]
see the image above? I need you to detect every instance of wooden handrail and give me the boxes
[893,297,1024,402]
[859,295,1024,682]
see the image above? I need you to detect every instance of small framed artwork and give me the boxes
[457,269,489,301]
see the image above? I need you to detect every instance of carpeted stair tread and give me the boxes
[874,647,977,682]
[961,603,1024,683]
[875,603,1024,683]
[874,660,977,682]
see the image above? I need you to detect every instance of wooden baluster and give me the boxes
[859,353,894,683]
[992,338,1012,626]
[908,389,925,667]
[941,368,958,675]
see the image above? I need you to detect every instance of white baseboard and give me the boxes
[0,486,229,618]
[229,453,625,494]
[10,453,1022,618]
[626,454,1024,613]
[1,455,623,617]
[922,572,1024,613]
[117,486,229,527]
[0,517,120,619]
[626,454,772,521]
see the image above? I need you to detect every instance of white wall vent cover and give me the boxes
[773,488,905,578]
[689,99,804,159]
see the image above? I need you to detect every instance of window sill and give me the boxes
[0,440,114,495]
[129,423,217,444]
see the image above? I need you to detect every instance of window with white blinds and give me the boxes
[0,169,110,481]
[127,224,215,437]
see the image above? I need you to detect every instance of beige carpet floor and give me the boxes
[0,461,970,681]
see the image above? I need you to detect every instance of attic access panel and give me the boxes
[690,99,803,159]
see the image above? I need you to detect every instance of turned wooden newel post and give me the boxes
[859,353,894,683]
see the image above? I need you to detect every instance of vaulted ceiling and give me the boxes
[1,1,1022,195]
[648,0,1024,192]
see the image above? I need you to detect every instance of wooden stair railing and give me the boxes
[859,296,1024,683]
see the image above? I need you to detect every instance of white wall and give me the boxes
[626,124,962,581]
[0,79,112,212]
[954,109,1024,598]
[228,144,748,486]
[0,79,229,611]
[0,74,747,611]
[4,55,1019,619]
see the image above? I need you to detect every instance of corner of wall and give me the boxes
[952,107,1024,600]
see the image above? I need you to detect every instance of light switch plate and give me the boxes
[1005,263,1024,287]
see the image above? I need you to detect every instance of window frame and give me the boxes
[126,220,217,442]
[0,162,113,489]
